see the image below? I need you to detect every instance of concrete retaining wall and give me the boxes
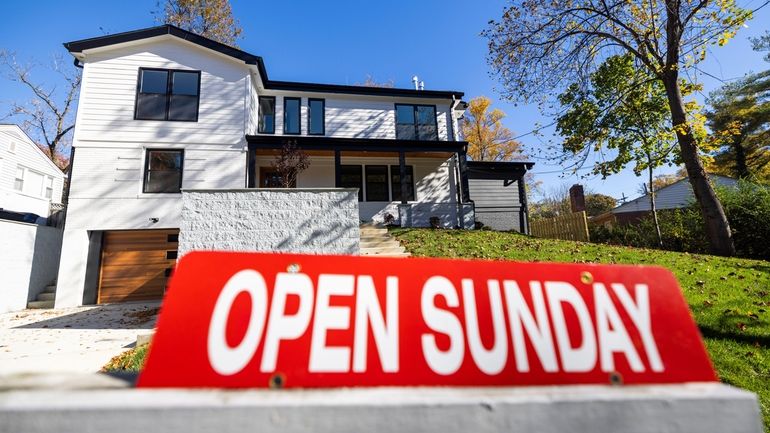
[0,220,62,313]
[0,380,762,433]
[179,188,359,256]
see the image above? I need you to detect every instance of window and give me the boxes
[365,165,389,201]
[340,165,363,201]
[283,97,301,134]
[143,150,184,193]
[135,68,200,121]
[13,167,23,191]
[8,142,16,153]
[308,98,325,135]
[390,165,415,202]
[44,176,54,199]
[258,96,276,133]
[395,104,438,141]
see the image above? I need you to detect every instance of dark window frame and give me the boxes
[134,67,201,122]
[283,97,302,135]
[365,165,390,202]
[390,165,416,202]
[142,149,184,194]
[394,103,439,141]
[258,96,276,134]
[339,164,363,201]
[308,98,325,135]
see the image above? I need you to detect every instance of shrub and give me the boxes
[715,180,770,260]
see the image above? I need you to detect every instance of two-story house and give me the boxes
[54,25,480,307]
[0,125,65,219]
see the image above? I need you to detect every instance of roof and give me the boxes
[0,124,65,175]
[466,160,534,180]
[64,25,464,100]
[612,175,738,214]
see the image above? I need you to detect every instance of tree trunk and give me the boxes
[733,139,750,179]
[661,72,735,256]
[648,164,664,248]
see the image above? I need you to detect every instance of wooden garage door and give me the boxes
[98,229,179,304]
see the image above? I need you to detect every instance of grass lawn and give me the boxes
[102,344,149,372]
[392,228,769,429]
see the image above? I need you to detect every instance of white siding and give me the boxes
[248,91,453,141]
[614,176,738,213]
[0,126,65,214]
[74,38,248,147]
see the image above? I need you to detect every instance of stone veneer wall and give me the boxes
[179,189,359,256]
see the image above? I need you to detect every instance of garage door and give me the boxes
[98,229,179,304]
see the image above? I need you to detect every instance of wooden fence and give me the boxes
[530,211,590,242]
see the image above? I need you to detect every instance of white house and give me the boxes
[0,124,65,217]
[54,25,490,308]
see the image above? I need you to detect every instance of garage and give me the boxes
[97,229,179,304]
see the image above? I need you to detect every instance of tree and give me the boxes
[461,96,523,161]
[271,140,310,188]
[0,51,80,170]
[556,54,678,246]
[585,193,617,217]
[158,0,242,46]
[355,75,395,88]
[483,0,755,256]
[705,37,770,182]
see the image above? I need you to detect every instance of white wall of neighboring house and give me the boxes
[613,175,739,214]
[0,125,65,216]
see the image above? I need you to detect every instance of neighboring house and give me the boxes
[55,24,486,308]
[467,161,534,233]
[594,175,738,226]
[0,125,65,218]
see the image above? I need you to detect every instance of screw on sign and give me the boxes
[137,252,716,388]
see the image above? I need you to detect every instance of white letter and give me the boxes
[207,270,268,376]
[503,281,558,372]
[612,283,664,372]
[593,283,644,372]
[421,276,464,375]
[309,274,354,372]
[546,281,597,372]
[260,272,314,373]
[353,276,399,373]
[462,279,508,375]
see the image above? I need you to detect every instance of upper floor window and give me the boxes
[135,68,200,122]
[44,177,54,199]
[13,167,24,191]
[284,97,301,134]
[13,165,54,199]
[143,149,184,193]
[258,96,276,134]
[308,98,325,135]
[395,104,438,141]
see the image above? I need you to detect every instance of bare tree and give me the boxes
[1,51,80,169]
[355,74,395,88]
[271,140,310,188]
[482,0,760,256]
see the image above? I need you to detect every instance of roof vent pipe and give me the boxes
[412,75,419,90]
[419,80,425,91]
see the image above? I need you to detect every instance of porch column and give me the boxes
[518,177,530,235]
[458,150,471,203]
[247,144,256,188]
[334,150,341,187]
[398,151,408,204]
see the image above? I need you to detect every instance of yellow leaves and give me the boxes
[462,96,524,162]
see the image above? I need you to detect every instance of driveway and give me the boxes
[0,302,158,375]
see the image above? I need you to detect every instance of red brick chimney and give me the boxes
[569,184,586,213]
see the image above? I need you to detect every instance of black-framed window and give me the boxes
[340,165,363,201]
[135,68,200,121]
[258,96,275,133]
[143,149,184,193]
[395,104,438,141]
[283,97,301,134]
[308,98,325,135]
[390,165,415,201]
[365,165,389,201]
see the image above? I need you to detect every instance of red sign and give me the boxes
[138,251,716,388]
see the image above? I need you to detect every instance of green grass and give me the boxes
[102,344,149,373]
[392,228,769,429]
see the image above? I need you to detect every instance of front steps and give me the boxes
[359,224,410,257]
[28,282,56,309]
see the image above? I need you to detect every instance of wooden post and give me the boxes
[334,150,341,188]
[399,151,408,204]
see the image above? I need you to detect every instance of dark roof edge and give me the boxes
[467,160,535,170]
[63,25,463,100]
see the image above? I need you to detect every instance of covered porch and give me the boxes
[245,136,475,228]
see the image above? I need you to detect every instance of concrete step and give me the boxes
[360,239,402,248]
[360,228,388,235]
[361,251,412,258]
[361,246,406,255]
[36,292,56,302]
[27,300,55,309]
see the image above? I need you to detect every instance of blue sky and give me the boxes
[1,0,768,202]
